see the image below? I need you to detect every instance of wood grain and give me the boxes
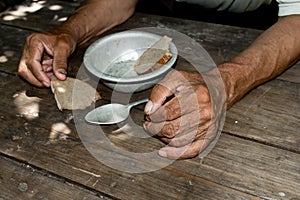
[0,0,299,199]
[0,156,110,200]
[224,79,300,153]
[0,73,299,199]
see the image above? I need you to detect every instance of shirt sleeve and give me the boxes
[277,0,300,16]
[174,0,272,13]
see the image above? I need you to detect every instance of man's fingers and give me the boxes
[18,59,45,87]
[145,70,191,115]
[27,60,50,87]
[25,40,51,87]
[159,120,220,159]
[53,47,69,81]
[148,90,199,122]
[160,121,211,147]
[144,110,201,138]
[158,139,212,160]
[18,32,77,87]
[52,34,76,80]
[18,45,47,87]
[145,84,173,115]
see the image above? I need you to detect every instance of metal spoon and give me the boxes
[85,98,148,125]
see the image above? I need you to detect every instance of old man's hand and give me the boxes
[18,31,76,87]
[144,70,227,159]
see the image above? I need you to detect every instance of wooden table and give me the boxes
[0,0,299,199]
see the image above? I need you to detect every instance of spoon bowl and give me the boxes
[85,98,148,125]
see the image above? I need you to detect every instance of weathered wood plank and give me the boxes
[78,107,300,199]
[224,79,300,153]
[0,25,28,74]
[83,90,300,199]
[73,107,300,199]
[171,134,300,200]
[0,72,299,199]
[0,73,256,200]
[277,64,300,83]
[0,156,109,200]
[107,126,300,199]
[0,2,299,199]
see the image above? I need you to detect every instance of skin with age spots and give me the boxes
[18,0,300,159]
[144,70,226,159]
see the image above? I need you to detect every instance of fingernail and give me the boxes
[144,100,153,114]
[58,69,67,75]
[143,123,148,131]
[158,150,167,158]
[42,81,50,87]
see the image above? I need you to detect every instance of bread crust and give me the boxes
[134,36,173,74]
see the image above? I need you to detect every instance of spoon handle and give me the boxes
[128,98,149,108]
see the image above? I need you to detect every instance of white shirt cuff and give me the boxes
[277,1,300,16]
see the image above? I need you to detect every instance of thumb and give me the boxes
[52,42,73,80]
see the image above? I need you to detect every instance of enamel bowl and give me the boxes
[83,30,177,93]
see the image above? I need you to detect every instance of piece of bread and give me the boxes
[51,77,101,111]
[134,35,173,75]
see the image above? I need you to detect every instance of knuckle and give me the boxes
[197,86,210,103]
[17,67,25,76]
[25,34,34,44]
[171,132,195,147]
[170,137,186,147]
[148,122,164,136]
[201,108,212,120]
[165,105,180,120]
[153,84,168,95]
[25,32,40,44]
[169,139,179,147]
[162,123,175,138]
[17,62,25,75]
[57,34,75,51]
[25,59,34,70]
[57,39,70,48]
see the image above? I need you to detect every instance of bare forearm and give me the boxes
[52,0,138,45]
[219,15,300,107]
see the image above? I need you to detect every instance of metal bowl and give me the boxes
[83,30,178,93]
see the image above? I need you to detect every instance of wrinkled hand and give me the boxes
[144,70,227,159]
[18,31,76,87]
